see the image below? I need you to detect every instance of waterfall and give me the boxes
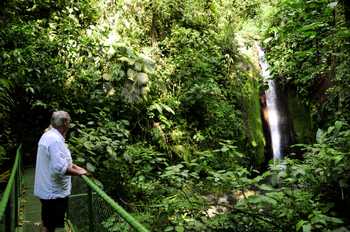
[257,44,283,160]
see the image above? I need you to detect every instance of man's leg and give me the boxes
[53,197,68,230]
[40,197,68,232]
[40,199,57,232]
[40,225,48,232]
[41,225,54,232]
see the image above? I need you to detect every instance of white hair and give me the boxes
[51,111,70,128]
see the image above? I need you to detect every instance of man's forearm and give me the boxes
[65,164,87,176]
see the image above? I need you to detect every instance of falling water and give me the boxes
[257,44,283,160]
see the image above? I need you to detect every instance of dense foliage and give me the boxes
[262,0,350,126]
[1,0,349,231]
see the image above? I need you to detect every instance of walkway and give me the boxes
[21,167,41,232]
[21,167,65,232]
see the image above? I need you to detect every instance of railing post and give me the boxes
[4,197,11,232]
[0,146,22,232]
[15,146,22,229]
[88,188,95,232]
[81,175,150,232]
[14,170,18,227]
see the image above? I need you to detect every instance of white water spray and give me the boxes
[257,44,283,160]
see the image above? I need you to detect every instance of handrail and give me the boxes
[0,145,22,220]
[81,175,150,232]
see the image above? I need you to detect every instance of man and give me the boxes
[34,111,87,232]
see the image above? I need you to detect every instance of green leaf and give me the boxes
[107,146,116,157]
[334,155,343,164]
[164,226,173,232]
[326,216,343,224]
[161,104,175,115]
[160,115,172,127]
[0,79,11,88]
[175,226,185,232]
[251,140,257,147]
[302,224,311,232]
[149,103,163,114]
[296,220,305,231]
[258,184,274,191]
[328,2,338,9]
[32,100,47,109]
[118,57,135,65]
[154,103,163,114]
[334,121,343,130]
[76,157,85,163]
[134,62,142,71]
[83,142,93,150]
[263,37,273,44]
[86,162,96,173]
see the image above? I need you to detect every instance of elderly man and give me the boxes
[34,111,87,232]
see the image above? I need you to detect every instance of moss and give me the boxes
[242,73,265,167]
[287,89,314,144]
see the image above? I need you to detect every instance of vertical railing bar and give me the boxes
[0,146,21,220]
[18,155,21,219]
[88,188,95,232]
[0,146,22,232]
[11,182,15,231]
[16,152,21,230]
[11,183,14,231]
[10,182,13,231]
[81,175,149,232]
[14,171,18,228]
[4,196,10,232]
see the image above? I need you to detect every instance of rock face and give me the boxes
[242,76,266,168]
[286,87,314,146]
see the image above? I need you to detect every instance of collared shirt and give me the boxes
[34,127,72,199]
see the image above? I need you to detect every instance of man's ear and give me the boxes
[64,119,69,127]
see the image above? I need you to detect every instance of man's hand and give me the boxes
[66,164,88,176]
[73,164,88,175]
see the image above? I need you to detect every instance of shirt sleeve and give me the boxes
[48,140,70,175]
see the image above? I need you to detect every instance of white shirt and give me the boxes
[34,128,72,199]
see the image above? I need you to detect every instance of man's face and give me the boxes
[65,119,71,130]
[63,115,71,135]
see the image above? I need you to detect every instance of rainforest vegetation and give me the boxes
[1,0,350,231]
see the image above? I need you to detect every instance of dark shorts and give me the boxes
[40,197,68,230]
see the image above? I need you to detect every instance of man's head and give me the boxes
[50,111,71,136]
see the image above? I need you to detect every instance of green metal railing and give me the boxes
[0,145,148,232]
[0,146,22,232]
[68,175,149,232]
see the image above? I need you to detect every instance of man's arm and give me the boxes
[66,164,87,176]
